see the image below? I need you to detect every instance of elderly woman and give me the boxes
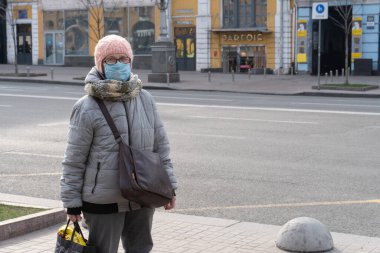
[60,35,177,253]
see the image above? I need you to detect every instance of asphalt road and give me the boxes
[0,81,379,237]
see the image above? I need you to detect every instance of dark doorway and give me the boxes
[17,24,32,65]
[312,6,351,75]
[0,0,7,64]
[175,27,196,71]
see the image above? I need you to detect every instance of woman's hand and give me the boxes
[68,214,82,223]
[164,197,176,210]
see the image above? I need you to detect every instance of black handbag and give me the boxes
[55,220,96,253]
[94,97,173,208]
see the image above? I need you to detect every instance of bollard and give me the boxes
[277,68,280,76]
[264,68,267,78]
[166,73,170,86]
[50,68,54,80]
[330,70,333,82]
[26,66,30,77]
[325,72,328,84]
[291,67,294,76]
[232,70,235,82]
[336,69,338,78]
[342,68,345,79]
[248,68,251,80]
[276,217,334,252]
[208,71,211,82]
[348,67,351,77]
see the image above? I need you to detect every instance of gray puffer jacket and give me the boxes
[60,68,177,213]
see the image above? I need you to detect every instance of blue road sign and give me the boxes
[316,4,325,14]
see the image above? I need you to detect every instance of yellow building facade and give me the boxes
[4,0,294,73]
[169,0,294,73]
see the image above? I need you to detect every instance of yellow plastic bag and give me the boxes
[58,222,86,246]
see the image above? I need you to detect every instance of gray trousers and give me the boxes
[83,208,155,253]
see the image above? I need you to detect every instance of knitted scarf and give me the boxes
[84,74,142,102]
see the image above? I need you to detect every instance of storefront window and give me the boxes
[104,8,128,37]
[64,10,88,55]
[223,0,267,28]
[104,6,155,55]
[239,45,266,71]
[130,7,155,55]
[43,11,64,31]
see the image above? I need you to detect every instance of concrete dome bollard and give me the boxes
[276,217,334,252]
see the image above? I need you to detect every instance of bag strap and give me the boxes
[63,219,86,242]
[93,97,122,143]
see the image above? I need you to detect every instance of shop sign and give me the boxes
[222,33,263,42]
[366,16,375,30]
[352,17,362,61]
[297,20,308,63]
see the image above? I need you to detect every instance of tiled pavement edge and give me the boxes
[0,193,65,241]
[0,194,380,252]
[1,64,380,97]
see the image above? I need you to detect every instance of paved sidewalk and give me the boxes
[1,194,380,253]
[1,64,380,97]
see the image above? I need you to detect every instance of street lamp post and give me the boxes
[156,0,169,42]
[148,0,180,83]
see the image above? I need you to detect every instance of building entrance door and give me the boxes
[312,6,351,75]
[45,32,64,65]
[175,27,196,71]
[16,24,32,65]
[222,47,238,73]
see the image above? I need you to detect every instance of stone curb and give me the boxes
[0,208,66,241]
[2,77,379,98]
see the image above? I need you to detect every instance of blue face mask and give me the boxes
[104,62,131,81]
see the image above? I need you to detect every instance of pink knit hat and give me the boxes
[94,35,133,73]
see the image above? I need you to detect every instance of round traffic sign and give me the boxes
[316,4,325,14]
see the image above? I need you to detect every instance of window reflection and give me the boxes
[43,11,64,31]
[223,0,267,28]
[65,10,88,55]
[104,6,155,55]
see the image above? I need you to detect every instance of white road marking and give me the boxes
[190,116,319,125]
[158,103,380,116]
[174,199,380,212]
[1,93,379,116]
[292,102,380,108]
[38,122,68,127]
[0,172,61,177]
[3,151,62,159]
[0,105,12,107]
[170,132,246,140]
[155,96,233,102]
[0,93,78,100]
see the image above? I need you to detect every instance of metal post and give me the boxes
[330,70,333,82]
[50,68,54,80]
[264,68,267,78]
[317,20,321,87]
[325,72,328,84]
[232,70,235,82]
[336,69,338,78]
[342,68,345,79]
[248,68,251,79]
[208,71,211,82]
[26,67,30,77]
[166,73,170,85]
[291,67,294,76]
